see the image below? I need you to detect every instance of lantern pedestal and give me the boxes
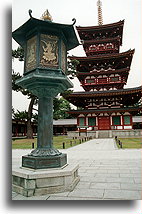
[22,153,67,169]
[12,163,80,197]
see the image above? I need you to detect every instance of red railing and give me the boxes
[83,77,126,86]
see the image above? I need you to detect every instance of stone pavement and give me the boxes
[12,138,142,200]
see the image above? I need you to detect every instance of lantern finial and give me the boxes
[41,9,53,21]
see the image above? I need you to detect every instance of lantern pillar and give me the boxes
[37,97,53,149]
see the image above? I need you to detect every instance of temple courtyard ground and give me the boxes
[12,138,142,200]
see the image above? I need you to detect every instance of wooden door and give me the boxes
[98,116,110,130]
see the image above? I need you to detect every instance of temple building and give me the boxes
[63,0,142,134]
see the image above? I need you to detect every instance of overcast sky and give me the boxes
[12,0,142,112]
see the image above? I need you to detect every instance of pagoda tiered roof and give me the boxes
[65,86,142,97]
[63,86,142,108]
[67,106,141,116]
[77,67,130,78]
[76,20,124,31]
[70,49,134,62]
[76,20,124,56]
[76,20,124,44]
[83,37,121,45]
[70,49,134,91]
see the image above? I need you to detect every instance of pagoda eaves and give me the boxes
[76,20,124,31]
[63,86,142,109]
[64,86,142,98]
[70,49,134,61]
[67,106,141,116]
[76,20,124,56]
[70,49,134,91]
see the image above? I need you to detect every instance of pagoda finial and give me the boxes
[97,0,103,25]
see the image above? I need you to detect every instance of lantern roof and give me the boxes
[12,12,79,50]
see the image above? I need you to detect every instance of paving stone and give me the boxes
[50,191,70,197]
[120,183,142,191]
[68,188,104,199]
[95,173,120,178]
[74,181,91,189]
[104,190,141,200]
[12,194,50,200]
[79,172,96,177]
[80,176,97,182]
[91,177,106,182]
[120,173,141,178]
[80,166,99,170]
[87,169,108,173]
[106,177,134,184]
[12,138,142,200]
[107,169,131,174]
[98,166,119,169]
[117,166,141,169]
[78,169,87,173]
[90,182,120,190]
[47,196,101,200]
[134,178,142,184]
[138,191,142,197]
[130,169,142,173]
[95,162,118,165]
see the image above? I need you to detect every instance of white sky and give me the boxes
[12,0,142,112]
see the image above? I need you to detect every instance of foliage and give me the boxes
[66,59,80,79]
[13,109,28,121]
[60,89,73,98]
[12,108,38,123]
[134,100,142,115]
[12,69,37,99]
[32,113,38,122]
[12,46,37,138]
[77,106,84,110]
[12,46,24,61]
[12,106,15,117]
[53,97,74,119]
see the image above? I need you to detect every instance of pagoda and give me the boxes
[64,0,142,133]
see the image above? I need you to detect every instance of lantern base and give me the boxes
[22,153,67,169]
[12,163,79,197]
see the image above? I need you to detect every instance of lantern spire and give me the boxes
[97,0,103,25]
[41,9,53,21]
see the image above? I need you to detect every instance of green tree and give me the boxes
[12,107,38,123]
[12,50,37,138]
[53,97,74,120]
[66,59,80,79]
[12,46,24,61]
[12,109,28,121]
[134,99,142,116]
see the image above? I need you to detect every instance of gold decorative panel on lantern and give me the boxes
[25,36,37,72]
[40,34,59,68]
